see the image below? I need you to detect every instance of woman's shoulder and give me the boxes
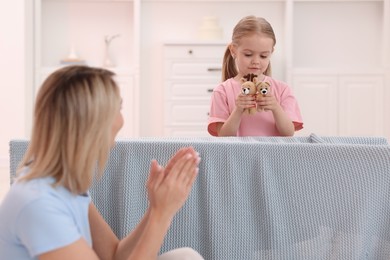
[9,177,59,207]
[3,176,90,222]
[11,174,85,207]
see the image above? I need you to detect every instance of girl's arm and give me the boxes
[271,105,295,136]
[216,110,242,136]
[257,95,295,136]
[216,94,255,136]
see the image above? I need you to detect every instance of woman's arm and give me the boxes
[38,202,157,260]
[39,238,99,260]
[93,147,200,260]
[89,203,120,259]
[41,147,199,260]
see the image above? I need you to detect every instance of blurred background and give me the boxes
[1,0,389,200]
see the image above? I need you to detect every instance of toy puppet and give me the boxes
[256,81,271,112]
[241,73,258,115]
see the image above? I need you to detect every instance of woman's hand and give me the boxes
[146,147,200,221]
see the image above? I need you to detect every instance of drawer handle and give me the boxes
[207,68,222,72]
[207,89,214,93]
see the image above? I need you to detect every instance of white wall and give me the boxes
[0,0,29,198]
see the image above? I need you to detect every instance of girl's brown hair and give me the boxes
[222,15,276,81]
[18,65,121,194]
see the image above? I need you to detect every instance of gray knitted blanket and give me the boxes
[9,135,390,259]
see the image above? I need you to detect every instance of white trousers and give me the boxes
[157,247,204,260]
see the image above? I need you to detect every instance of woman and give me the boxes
[0,65,203,260]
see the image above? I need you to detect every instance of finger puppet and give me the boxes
[241,73,258,115]
[256,81,271,112]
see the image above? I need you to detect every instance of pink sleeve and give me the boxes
[207,86,231,136]
[280,86,304,131]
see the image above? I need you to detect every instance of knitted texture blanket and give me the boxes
[9,135,390,259]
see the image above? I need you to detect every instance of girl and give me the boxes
[208,15,303,137]
[0,65,204,260]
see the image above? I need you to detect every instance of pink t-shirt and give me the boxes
[208,76,303,136]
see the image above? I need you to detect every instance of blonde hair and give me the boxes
[222,15,276,81]
[18,65,121,194]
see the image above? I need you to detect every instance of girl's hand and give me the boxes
[146,147,200,220]
[256,93,279,112]
[235,93,257,113]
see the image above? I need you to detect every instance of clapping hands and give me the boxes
[146,147,201,220]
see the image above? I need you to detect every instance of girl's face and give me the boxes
[230,34,274,79]
[111,100,124,146]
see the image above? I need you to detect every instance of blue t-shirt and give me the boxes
[0,170,92,259]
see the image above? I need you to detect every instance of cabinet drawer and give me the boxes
[164,44,226,59]
[163,43,227,137]
[167,62,222,77]
[165,102,209,124]
[166,80,216,98]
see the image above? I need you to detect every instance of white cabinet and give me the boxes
[163,43,226,137]
[288,0,389,138]
[292,74,339,136]
[293,72,385,137]
[338,75,385,136]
